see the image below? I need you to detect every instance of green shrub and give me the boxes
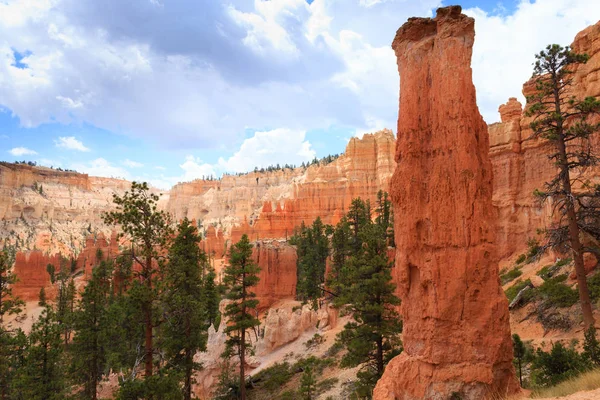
[527,238,543,262]
[538,275,578,308]
[325,341,344,357]
[588,272,600,301]
[317,378,339,394]
[505,279,532,303]
[304,333,325,350]
[530,342,590,387]
[555,258,572,267]
[501,267,523,285]
[516,254,527,265]
[251,362,293,392]
[294,356,336,375]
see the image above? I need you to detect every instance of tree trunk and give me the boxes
[557,136,595,329]
[376,336,384,378]
[554,79,595,330]
[184,349,192,400]
[240,268,247,400]
[145,253,153,378]
[240,329,246,400]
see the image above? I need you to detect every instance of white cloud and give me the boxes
[466,0,600,122]
[71,158,130,179]
[180,156,217,181]
[9,147,37,156]
[122,159,144,168]
[0,0,598,154]
[55,136,90,152]
[218,128,316,173]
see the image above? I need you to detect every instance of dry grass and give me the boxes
[531,369,600,398]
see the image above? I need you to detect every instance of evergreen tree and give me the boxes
[223,234,261,400]
[103,181,173,378]
[0,251,26,399]
[54,269,76,346]
[13,304,67,399]
[328,217,352,293]
[290,217,331,303]
[161,218,209,400]
[513,334,526,386]
[583,326,600,367]
[70,260,114,400]
[526,44,600,329]
[203,267,220,329]
[332,195,402,398]
[299,366,316,400]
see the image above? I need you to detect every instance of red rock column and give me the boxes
[374,6,519,400]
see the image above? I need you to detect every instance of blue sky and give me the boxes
[1,0,599,189]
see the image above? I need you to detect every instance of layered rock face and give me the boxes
[0,162,134,256]
[251,240,297,310]
[490,19,600,259]
[374,7,519,399]
[167,129,396,244]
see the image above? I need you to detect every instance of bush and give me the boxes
[516,253,527,265]
[527,238,543,262]
[505,279,532,303]
[538,275,578,308]
[588,272,600,301]
[304,333,325,350]
[530,341,590,387]
[501,267,523,285]
[251,362,293,392]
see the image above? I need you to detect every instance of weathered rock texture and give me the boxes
[167,129,396,245]
[490,19,600,259]
[374,7,519,399]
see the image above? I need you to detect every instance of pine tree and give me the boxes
[583,327,600,367]
[290,217,331,303]
[223,234,261,400]
[13,304,67,399]
[513,334,526,386]
[203,267,220,329]
[526,44,600,329]
[0,251,25,399]
[161,218,209,400]
[54,269,75,346]
[299,366,316,400]
[70,260,114,400]
[328,217,352,293]
[333,196,402,397]
[103,181,173,378]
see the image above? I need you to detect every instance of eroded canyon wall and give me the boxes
[374,6,519,399]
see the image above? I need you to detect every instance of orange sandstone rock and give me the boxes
[374,6,519,399]
[252,240,297,310]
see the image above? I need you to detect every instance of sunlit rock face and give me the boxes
[374,6,519,399]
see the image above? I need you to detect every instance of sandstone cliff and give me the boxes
[374,6,519,399]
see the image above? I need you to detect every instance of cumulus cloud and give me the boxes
[1,0,599,159]
[55,136,90,152]
[122,159,144,168]
[0,0,440,149]
[9,146,37,156]
[180,156,217,181]
[71,158,130,179]
[218,128,316,173]
[466,0,600,122]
